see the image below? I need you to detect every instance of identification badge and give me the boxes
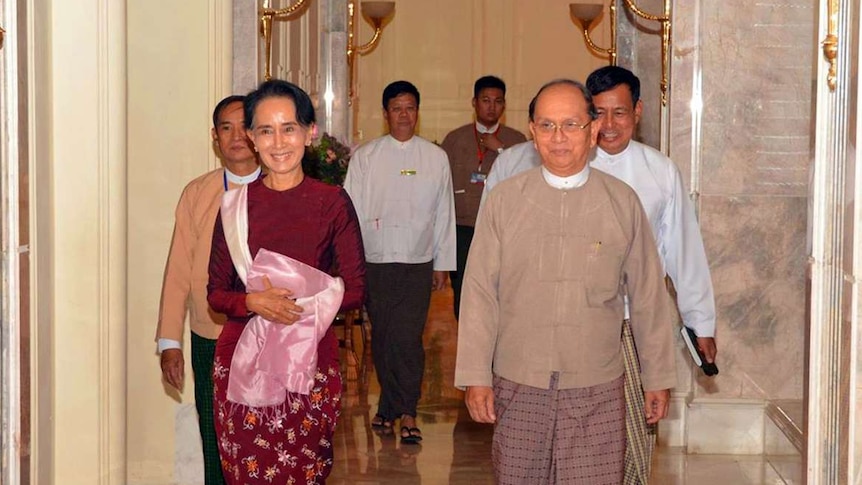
[400,169,417,176]
[470,171,487,185]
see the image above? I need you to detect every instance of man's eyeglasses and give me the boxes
[534,119,592,136]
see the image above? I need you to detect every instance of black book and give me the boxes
[680,326,719,376]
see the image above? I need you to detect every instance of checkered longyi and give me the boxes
[622,319,657,485]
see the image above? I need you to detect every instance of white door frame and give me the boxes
[807,0,861,482]
[0,0,23,483]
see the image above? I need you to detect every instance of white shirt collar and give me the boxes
[475,121,500,134]
[596,140,634,161]
[387,134,416,148]
[225,166,261,185]
[541,164,590,189]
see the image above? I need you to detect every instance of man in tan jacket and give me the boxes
[454,80,676,484]
[155,95,259,485]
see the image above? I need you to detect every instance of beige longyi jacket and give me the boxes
[454,168,677,392]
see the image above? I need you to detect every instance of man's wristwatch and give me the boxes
[496,147,504,154]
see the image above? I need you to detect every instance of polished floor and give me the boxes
[329,289,800,484]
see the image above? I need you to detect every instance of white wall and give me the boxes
[353,0,611,144]
[45,0,127,483]
[126,2,232,484]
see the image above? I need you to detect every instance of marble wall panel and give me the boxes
[668,63,692,179]
[699,195,806,399]
[698,0,815,198]
[699,117,811,197]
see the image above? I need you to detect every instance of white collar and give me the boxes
[596,141,634,161]
[225,166,261,185]
[475,121,500,134]
[387,134,416,148]
[541,164,590,189]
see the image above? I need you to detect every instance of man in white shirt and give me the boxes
[586,65,717,360]
[587,64,718,485]
[344,80,457,445]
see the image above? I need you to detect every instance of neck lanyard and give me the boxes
[474,124,500,172]
[223,170,229,192]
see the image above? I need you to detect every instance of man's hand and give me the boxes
[480,133,504,153]
[696,337,717,364]
[465,386,496,423]
[432,271,448,291]
[160,348,185,390]
[644,388,670,424]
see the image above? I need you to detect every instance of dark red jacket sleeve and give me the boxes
[207,211,250,318]
[330,188,366,311]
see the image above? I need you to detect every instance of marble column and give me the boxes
[316,0,350,143]
[233,0,260,94]
[807,0,860,480]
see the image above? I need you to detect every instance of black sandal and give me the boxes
[371,414,393,430]
[400,426,423,444]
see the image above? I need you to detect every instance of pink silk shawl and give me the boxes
[221,185,345,406]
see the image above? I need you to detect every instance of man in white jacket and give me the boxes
[586,65,717,360]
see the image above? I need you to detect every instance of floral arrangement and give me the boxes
[304,132,352,186]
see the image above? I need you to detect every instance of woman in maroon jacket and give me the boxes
[208,79,365,484]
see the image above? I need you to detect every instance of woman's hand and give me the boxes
[245,275,304,325]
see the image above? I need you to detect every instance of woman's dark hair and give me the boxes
[382,80,420,110]
[243,79,316,130]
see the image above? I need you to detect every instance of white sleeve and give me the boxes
[482,152,509,204]
[661,164,716,337]
[433,151,457,271]
[157,338,182,353]
[343,150,362,213]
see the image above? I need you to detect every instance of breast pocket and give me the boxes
[585,242,625,306]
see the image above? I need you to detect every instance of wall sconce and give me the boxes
[623,0,671,106]
[570,0,671,106]
[570,3,617,66]
[821,0,838,90]
[260,0,313,81]
[347,1,395,104]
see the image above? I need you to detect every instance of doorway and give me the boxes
[0,0,31,483]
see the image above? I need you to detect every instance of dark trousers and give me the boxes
[191,332,226,485]
[449,225,474,321]
[366,261,433,420]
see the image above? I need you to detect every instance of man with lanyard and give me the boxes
[441,75,526,320]
[344,80,456,444]
[155,95,260,485]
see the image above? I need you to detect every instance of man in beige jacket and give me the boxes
[155,95,260,485]
[454,79,676,484]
